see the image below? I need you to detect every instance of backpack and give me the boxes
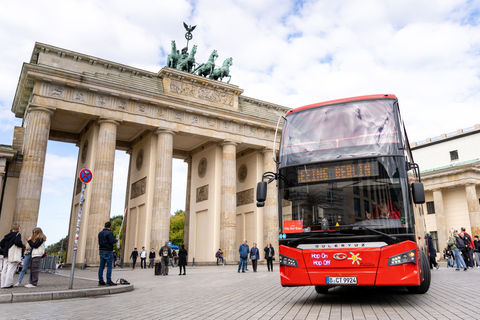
[162,248,168,257]
[456,236,465,249]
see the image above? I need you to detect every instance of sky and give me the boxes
[1,0,480,245]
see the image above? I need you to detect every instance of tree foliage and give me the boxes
[110,215,123,256]
[170,209,185,246]
[46,236,68,263]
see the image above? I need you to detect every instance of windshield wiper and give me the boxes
[356,225,400,243]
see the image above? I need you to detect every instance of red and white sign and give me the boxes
[283,220,304,233]
[79,168,93,184]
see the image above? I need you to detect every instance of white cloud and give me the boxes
[2,0,480,243]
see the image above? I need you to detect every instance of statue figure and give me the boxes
[183,22,196,47]
[209,57,233,84]
[194,49,218,77]
[177,45,197,73]
[167,40,179,69]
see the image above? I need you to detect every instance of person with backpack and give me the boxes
[474,235,480,268]
[447,228,467,271]
[159,242,171,276]
[459,227,474,268]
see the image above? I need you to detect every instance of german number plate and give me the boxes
[326,277,357,285]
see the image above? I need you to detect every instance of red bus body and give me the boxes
[263,94,429,294]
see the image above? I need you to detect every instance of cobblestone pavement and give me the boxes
[1,262,479,320]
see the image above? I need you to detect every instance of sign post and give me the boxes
[69,168,92,289]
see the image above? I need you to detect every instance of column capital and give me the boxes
[98,118,121,126]
[221,140,237,147]
[155,128,176,136]
[28,106,55,116]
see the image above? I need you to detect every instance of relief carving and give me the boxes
[191,115,199,125]
[174,111,183,122]
[50,86,65,98]
[170,79,234,107]
[138,104,146,113]
[237,188,254,207]
[170,80,196,97]
[196,184,209,203]
[198,157,207,178]
[73,90,86,102]
[157,108,166,118]
[136,149,144,171]
[96,95,110,107]
[81,140,88,164]
[117,100,127,110]
[238,164,248,182]
[206,118,215,128]
[130,177,147,199]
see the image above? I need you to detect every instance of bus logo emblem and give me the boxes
[333,253,347,260]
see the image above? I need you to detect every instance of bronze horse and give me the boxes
[209,57,233,83]
[177,45,197,73]
[167,40,179,69]
[195,49,218,77]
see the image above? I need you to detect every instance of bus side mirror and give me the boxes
[412,182,425,204]
[256,181,267,207]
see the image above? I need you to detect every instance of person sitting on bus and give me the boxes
[365,200,401,220]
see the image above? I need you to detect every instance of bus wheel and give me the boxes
[407,251,431,294]
[315,285,330,294]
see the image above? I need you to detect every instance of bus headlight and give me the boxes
[279,254,299,268]
[388,250,417,266]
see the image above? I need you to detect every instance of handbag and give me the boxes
[32,242,46,258]
[8,244,22,263]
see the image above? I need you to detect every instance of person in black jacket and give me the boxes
[148,248,156,268]
[426,232,439,270]
[264,243,275,272]
[0,224,23,288]
[130,248,139,269]
[98,222,117,286]
[159,242,171,276]
[178,244,188,275]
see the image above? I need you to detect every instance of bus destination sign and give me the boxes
[298,162,379,183]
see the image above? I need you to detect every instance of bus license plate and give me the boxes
[326,277,357,285]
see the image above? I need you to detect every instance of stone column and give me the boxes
[85,119,119,264]
[466,184,480,237]
[183,157,192,251]
[13,106,53,240]
[220,141,237,262]
[262,149,279,255]
[150,129,174,250]
[433,189,447,252]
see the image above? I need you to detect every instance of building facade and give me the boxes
[411,125,480,253]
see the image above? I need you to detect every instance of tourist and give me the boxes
[14,241,32,286]
[447,228,467,271]
[238,239,249,273]
[139,246,147,269]
[249,243,260,272]
[159,242,171,276]
[98,221,117,286]
[264,242,275,272]
[216,248,224,265]
[25,227,47,288]
[148,248,156,268]
[426,232,439,270]
[0,224,23,288]
[130,248,138,269]
[178,244,187,275]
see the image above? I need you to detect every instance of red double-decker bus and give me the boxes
[257,94,430,294]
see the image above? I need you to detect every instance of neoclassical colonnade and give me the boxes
[4,42,288,266]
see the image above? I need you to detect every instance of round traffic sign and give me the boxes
[79,168,93,183]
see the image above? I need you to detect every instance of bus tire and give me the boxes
[407,250,431,294]
[315,285,330,294]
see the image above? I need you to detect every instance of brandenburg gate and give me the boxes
[2,42,288,266]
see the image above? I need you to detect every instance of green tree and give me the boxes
[110,215,123,256]
[170,209,185,246]
[46,236,68,263]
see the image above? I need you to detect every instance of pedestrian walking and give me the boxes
[264,242,275,272]
[25,227,46,288]
[148,248,156,268]
[159,242,171,276]
[474,235,480,267]
[443,245,453,268]
[249,243,260,272]
[459,227,474,268]
[98,221,117,286]
[130,248,138,269]
[238,239,249,273]
[178,244,187,275]
[0,224,23,288]
[216,248,224,265]
[426,232,439,269]
[139,246,147,269]
[448,228,467,271]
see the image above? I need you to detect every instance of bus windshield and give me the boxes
[279,157,414,237]
[280,99,402,166]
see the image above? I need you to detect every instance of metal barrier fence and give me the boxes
[39,255,57,274]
